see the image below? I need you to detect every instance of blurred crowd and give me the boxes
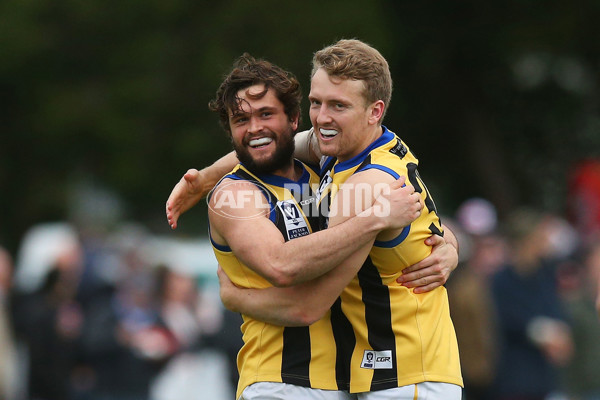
[0,219,242,400]
[446,158,600,400]
[1,160,600,400]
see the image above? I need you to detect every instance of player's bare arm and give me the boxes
[397,226,459,293]
[166,130,316,229]
[218,169,421,326]
[210,174,421,288]
[292,128,321,165]
[166,151,239,229]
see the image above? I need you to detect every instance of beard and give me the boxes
[233,127,296,175]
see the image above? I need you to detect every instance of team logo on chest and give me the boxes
[276,200,310,240]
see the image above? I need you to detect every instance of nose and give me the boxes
[247,116,263,134]
[313,104,332,126]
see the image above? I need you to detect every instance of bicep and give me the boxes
[328,168,396,228]
[231,239,375,326]
[209,184,285,280]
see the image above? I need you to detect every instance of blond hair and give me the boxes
[312,39,392,122]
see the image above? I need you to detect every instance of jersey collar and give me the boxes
[332,126,395,174]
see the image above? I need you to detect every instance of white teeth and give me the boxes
[319,128,338,137]
[249,137,273,147]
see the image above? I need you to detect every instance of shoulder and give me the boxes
[347,166,397,186]
[208,177,270,220]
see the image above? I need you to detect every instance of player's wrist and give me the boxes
[357,206,388,232]
[197,168,216,198]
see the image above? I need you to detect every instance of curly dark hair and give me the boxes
[208,53,302,134]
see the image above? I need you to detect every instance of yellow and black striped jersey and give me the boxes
[317,127,463,392]
[209,161,348,398]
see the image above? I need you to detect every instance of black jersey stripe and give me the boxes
[357,256,398,391]
[331,297,353,390]
[233,167,319,387]
[281,326,312,386]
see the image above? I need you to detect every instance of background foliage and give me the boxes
[2,0,599,254]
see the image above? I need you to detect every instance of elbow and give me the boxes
[266,262,298,288]
[219,292,240,313]
[287,310,323,327]
[287,303,328,327]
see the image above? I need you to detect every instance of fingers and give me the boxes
[166,200,179,229]
[414,194,423,212]
[425,234,445,247]
[397,265,435,284]
[412,282,442,294]
[166,203,179,229]
[165,201,175,229]
[390,175,407,189]
[401,257,434,276]
[397,269,444,293]
[166,171,197,229]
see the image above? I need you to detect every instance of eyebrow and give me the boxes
[230,106,276,118]
[309,95,347,105]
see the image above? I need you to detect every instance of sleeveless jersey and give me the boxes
[317,127,463,393]
[209,161,348,398]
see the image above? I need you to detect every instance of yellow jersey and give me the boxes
[209,161,348,398]
[317,127,463,392]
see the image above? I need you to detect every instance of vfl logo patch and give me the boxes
[277,200,310,240]
[360,350,393,369]
[282,201,300,223]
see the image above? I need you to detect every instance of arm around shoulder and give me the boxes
[166,152,238,229]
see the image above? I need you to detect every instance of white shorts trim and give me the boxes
[357,382,462,400]
[239,382,352,400]
[239,381,462,400]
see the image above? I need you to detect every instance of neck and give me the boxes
[268,160,301,181]
[338,125,384,162]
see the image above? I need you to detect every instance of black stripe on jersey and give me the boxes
[429,222,443,236]
[281,326,312,386]
[356,154,372,172]
[358,256,398,391]
[320,156,337,178]
[331,297,353,390]
[318,157,337,231]
[406,162,437,214]
[233,167,317,387]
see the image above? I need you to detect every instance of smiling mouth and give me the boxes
[248,137,274,147]
[319,128,339,138]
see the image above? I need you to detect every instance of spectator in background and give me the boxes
[150,266,236,400]
[490,208,573,400]
[561,242,600,400]
[77,237,178,400]
[11,220,236,400]
[11,230,86,400]
[568,159,600,245]
[154,265,205,351]
[447,198,508,400]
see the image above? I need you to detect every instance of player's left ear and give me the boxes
[368,100,385,125]
[290,114,299,131]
